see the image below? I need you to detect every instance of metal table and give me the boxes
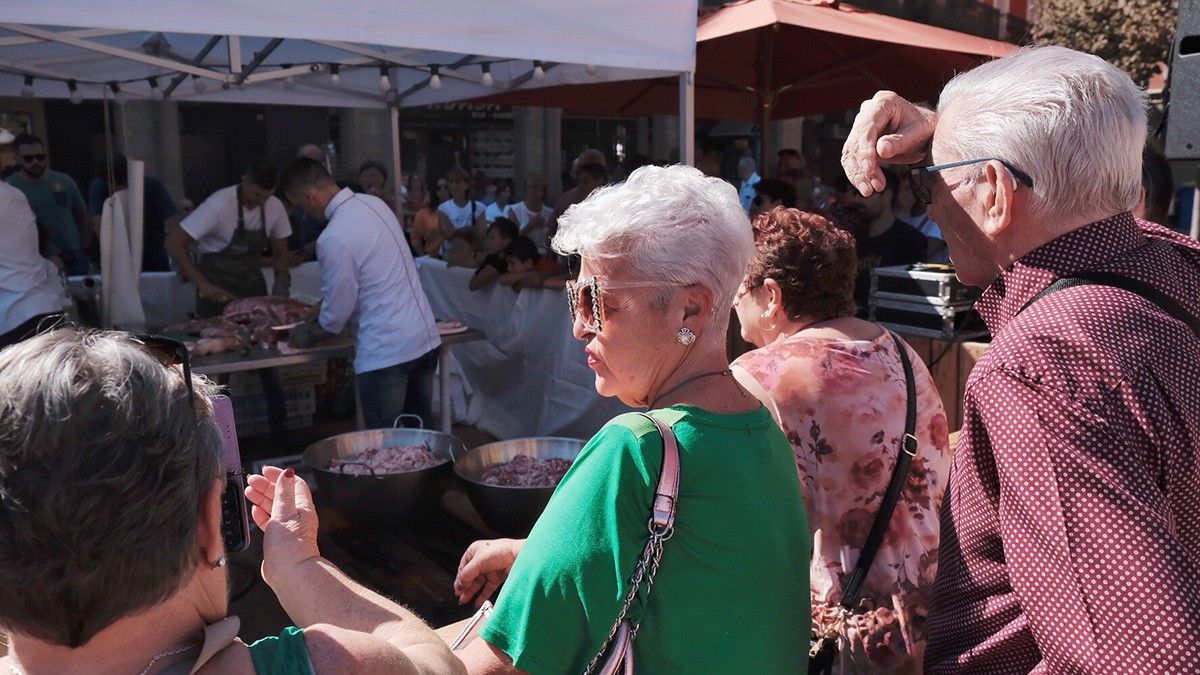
[191,330,486,434]
[191,339,355,376]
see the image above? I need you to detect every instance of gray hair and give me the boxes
[936,45,1147,224]
[552,164,753,338]
[296,143,325,162]
[0,329,223,647]
[577,148,606,168]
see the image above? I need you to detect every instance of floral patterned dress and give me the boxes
[733,330,951,674]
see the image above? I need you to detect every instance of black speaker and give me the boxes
[1166,0,1200,160]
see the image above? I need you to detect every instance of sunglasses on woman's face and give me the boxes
[565,276,682,334]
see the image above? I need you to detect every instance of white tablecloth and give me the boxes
[415,257,631,440]
[69,263,326,329]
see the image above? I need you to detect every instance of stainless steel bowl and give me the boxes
[454,437,586,536]
[302,427,467,526]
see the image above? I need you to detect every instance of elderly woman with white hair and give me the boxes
[452,165,811,673]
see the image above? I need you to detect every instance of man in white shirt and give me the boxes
[164,160,293,444]
[737,156,761,214]
[165,160,292,318]
[280,158,442,429]
[0,183,65,350]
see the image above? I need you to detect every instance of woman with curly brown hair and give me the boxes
[731,207,951,674]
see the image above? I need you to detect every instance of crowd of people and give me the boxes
[1,43,1199,675]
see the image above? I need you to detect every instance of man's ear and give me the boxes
[980,160,1017,238]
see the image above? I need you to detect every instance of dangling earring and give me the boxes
[210,554,226,570]
[676,327,696,345]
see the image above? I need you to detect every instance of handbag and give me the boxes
[584,412,681,675]
[809,329,919,675]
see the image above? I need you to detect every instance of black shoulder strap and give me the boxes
[839,329,919,609]
[1018,272,1200,337]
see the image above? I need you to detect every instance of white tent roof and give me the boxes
[0,1,697,108]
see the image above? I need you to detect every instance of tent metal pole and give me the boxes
[678,71,694,166]
[391,104,404,221]
[162,35,222,98]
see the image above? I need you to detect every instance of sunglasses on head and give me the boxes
[565,276,683,334]
[133,334,195,406]
[20,153,46,163]
[908,157,1033,205]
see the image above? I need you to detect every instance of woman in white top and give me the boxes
[505,173,555,253]
[437,167,488,250]
[484,179,513,224]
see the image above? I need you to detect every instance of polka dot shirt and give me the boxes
[924,213,1200,673]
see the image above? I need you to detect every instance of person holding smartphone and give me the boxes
[0,328,463,675]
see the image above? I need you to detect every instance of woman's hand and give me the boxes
[841,90,937,197]
[453,538,525,608]
[245,467,321,588]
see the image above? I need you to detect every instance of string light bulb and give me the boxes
[149,77,162,100]
[481,62,493,87]
[68,79,82,105]
[192,75,206,94]
[21,75,33,98]
[329,63,340,86]
[429,64,442,90]
[378,65,390,92]
[532,61,546,80]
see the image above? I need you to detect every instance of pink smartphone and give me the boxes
[211,395,250,553]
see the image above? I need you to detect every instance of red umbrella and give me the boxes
[476,0,1016,166]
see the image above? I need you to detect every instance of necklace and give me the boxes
[8,642,198,675]
[649,368,731,408]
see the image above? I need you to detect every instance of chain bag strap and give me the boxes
[583,412,681,675]
[810,329,919,675]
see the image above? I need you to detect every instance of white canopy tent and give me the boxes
[0,1,697,339]
[0,1,698,162]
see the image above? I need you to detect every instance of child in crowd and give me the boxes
[468,218,519,290]
[445,229,480,269]
[498,236,557,289]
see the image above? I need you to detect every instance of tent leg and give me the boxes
[390,105,404,221]
[678,71,694,166]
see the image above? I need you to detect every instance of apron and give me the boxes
[195,186,269,318]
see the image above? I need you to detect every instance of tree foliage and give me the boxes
[1032,0,1177,87]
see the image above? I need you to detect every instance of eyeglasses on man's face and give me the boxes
[909,157,1034,205]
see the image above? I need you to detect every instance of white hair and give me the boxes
[936,45,1147,224]
[553,164,753,334]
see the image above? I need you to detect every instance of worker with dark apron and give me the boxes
[194,187,271,318]
[166,161,294,446]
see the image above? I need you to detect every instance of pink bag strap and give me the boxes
[585,411,680,675]
[640,412,680,533]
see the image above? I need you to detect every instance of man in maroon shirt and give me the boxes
[841,46,1200,672]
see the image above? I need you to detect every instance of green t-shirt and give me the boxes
[6,170,86,254]
[247,626,315,675]
[481,406,811,674]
